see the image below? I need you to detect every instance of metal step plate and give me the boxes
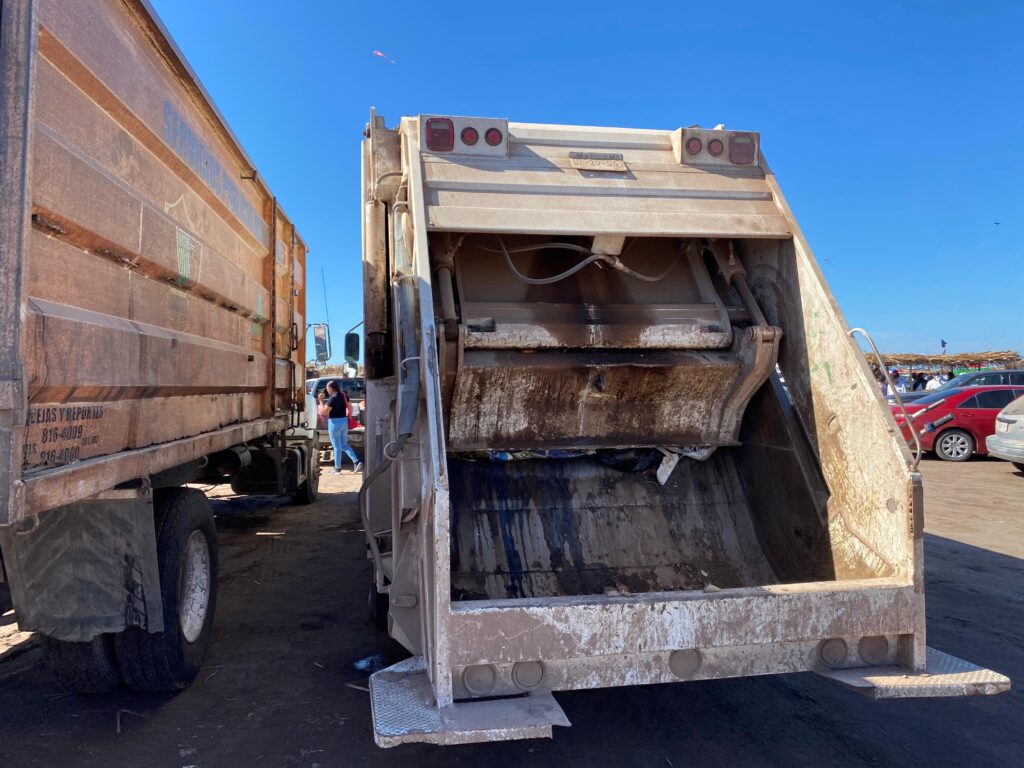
[817,647,1010,699]
[370,657,571,747]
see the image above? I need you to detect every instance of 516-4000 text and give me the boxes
[39,425,85,443]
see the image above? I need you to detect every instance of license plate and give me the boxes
[569,151,627,172]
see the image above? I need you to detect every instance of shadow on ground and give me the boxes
[0,479,1019,768]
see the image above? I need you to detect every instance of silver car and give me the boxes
[986,394,1024,473]
[894,369,1024,404]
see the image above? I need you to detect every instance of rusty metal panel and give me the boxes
[0,0,308,523]
[742,203,916,585]
[449,349,741,450]
[404,129,456,707]
[362,112,1009,741]
[447,579,916,666]
[449,453,776,599]
[448,636,902,698]
[24,416,286,513]
[448,327,776,451]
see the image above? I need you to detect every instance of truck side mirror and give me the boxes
[344,332,360,363]
[312,324,331,362]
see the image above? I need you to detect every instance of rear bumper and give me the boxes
[986,434,1024,462]
[317,428,365,450]
[443,579,919,698]
[371,580,1009,746]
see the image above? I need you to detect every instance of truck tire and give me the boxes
[43,634,122,693]
[292,445,320,505]
[115,487,218,691]
[934,429,974,462]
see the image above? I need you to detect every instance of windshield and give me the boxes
[909,387,963,405]
[939,373,974,389]
[340,379,366,399]
[312,378,366,399]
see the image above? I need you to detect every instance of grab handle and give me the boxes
[848,327,921,471]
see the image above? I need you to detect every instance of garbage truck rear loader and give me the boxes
[359,114,1009,746]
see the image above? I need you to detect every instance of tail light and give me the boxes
[421,115,509,156]
[676,128,760,166]
[729,132,757,164]
[425,117,454,152]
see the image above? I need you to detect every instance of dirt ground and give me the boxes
[1,456,1022,767]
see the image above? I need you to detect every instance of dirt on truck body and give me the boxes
[0,0,318,693]
[357,113,1009,746]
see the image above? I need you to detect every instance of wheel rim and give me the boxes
[179,530,211,644]
[940,433,970,459]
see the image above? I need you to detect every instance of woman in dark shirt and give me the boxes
[320,381,361,474]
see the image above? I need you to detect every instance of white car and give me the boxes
[986,395,1024,474]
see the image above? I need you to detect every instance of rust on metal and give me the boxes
[359,113,1009,744]
[1,0,307,524]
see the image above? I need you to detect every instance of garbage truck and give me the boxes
[357,112,1009,746]
[0,0,318,691]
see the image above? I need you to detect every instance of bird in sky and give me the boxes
[372,50,396,64]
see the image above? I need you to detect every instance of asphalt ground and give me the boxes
[1,456,1021,767]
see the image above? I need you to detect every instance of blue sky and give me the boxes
[151,0,1022,360]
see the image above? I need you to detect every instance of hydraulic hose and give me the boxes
[485,236,674,284]
[357,208,421,589]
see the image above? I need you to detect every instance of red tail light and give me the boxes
[425,117,454,151]
[707,138,724,157]
[685,137,702,155]
[729,133,757,164]
[461,126,479,146]
[484,127,503,146]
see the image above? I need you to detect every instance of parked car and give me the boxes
[304,377,366,462]
[986,395,1024,473]
[892,369,1024,404]
[892,385,1024,461]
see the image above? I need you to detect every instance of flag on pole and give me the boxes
[940,339,948,355]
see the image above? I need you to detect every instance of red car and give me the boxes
[892,385,1024,461]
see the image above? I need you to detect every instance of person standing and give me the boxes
[890,369,907,393]
[320,381,362,474]
[875,370,889,397]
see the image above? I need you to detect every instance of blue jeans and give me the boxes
[328,418,358,468]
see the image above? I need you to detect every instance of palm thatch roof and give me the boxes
[871,350,1022,368]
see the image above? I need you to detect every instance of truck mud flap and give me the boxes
[370,656,570,747]
[816,647,1009,698]
[0,488,163,641]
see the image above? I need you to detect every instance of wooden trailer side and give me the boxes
[0,0,306,526]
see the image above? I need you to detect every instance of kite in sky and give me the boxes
[372,50,396,64]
